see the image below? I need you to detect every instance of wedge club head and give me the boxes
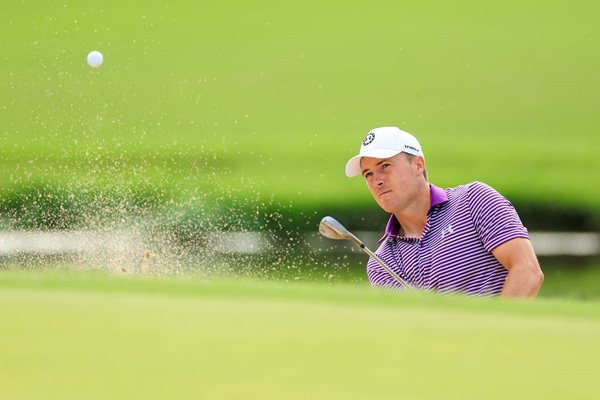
[318,216,363,248]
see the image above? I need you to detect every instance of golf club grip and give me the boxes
[361,246,413,290]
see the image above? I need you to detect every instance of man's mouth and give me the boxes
[379,190,392,198]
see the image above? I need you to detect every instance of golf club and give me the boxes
[319,216,413,290]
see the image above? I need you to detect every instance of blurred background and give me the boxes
[1,0,598,298]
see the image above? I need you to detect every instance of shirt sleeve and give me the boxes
[367,259,395,288]
[466,181,529,252]
[366,242,407,290]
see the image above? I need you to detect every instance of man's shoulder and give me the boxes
[445,181,497,200]
[444,181,514,219]
[436,181,504,215]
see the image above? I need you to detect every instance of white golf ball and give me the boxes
[87,50,103,68]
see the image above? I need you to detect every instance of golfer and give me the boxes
[345,127,544,297]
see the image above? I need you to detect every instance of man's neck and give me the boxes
[393,183,431,238]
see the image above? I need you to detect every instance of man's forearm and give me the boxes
[501,265,544,298]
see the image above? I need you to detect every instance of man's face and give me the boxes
[360,153,424,214]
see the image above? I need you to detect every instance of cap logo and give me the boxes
[362,132,375,146]
[404,145,419,152]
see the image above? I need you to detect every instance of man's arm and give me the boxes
[492,238,544,298]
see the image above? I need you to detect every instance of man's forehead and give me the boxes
[360,155,398,169]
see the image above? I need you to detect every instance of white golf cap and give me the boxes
[345,127,424,177]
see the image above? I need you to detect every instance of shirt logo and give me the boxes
[363,132,375,146]
[441,224,454,239]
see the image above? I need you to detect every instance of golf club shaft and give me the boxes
[318,216,413,290]
[360,245,413,290]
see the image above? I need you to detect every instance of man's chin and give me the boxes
[375,193,394,212]
[376,200,394,214]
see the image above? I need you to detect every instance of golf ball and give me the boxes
[87,50,103,68]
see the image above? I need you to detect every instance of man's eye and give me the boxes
[364,172,373,179]
[382,163,390,169]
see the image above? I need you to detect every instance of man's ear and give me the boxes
[415,156,426,176]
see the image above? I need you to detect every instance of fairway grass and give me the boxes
[1,270,599,400]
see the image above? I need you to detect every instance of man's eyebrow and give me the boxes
[362,159,389,176]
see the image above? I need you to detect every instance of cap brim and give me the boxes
[345,149,402,177]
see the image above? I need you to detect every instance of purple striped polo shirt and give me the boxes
[367,181,529,296]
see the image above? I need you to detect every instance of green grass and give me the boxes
[0,269,599,399]
[538,264,600,300]
[1,1,599,215]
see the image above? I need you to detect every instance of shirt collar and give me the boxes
[381,184,448,240]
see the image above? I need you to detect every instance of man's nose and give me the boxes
[373,171,385,186]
